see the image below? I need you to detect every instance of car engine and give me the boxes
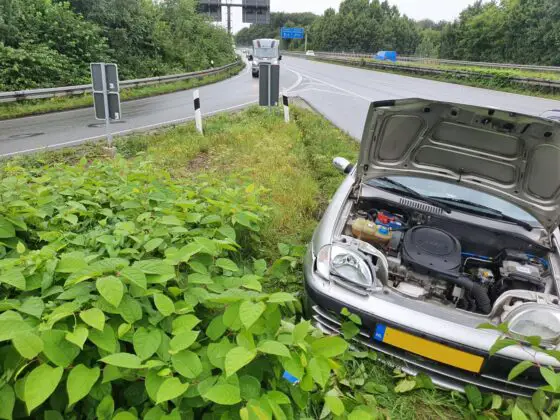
[345,206,552,314]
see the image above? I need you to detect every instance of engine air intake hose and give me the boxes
[445,275,492,314]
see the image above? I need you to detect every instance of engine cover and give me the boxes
[401,226,462,278]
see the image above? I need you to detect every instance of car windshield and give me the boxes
[366,176,540,226]
[254,48,277,58]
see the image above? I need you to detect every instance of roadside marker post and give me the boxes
[91,63,121,153]
[259,63,280,113]
[194,90,203,134]
[282,90,290,123]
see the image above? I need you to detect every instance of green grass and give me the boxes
[0,62,245,121]
[11,106,470,419]
[313,56,560,100]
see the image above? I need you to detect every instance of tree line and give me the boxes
[236,0,560,65]
[0,0,235,91]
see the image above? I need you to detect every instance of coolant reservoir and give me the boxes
[351,218,392,246]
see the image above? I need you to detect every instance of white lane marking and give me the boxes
[295,71,373,102]
[284,68,303,93]
[0,100,258,157]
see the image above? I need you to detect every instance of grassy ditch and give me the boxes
[4,107,519,419]
[0,62,245,121]
[309,56,560,100]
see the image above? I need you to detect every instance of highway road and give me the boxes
[1,55,559,156]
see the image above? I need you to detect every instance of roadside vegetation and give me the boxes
[1,107,559,419]
[0,0,235,91]
[0,62,245,121]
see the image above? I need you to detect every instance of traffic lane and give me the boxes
[283,56,560,133]
[0,64,299,155]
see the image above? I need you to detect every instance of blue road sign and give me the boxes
[281,27,305,40]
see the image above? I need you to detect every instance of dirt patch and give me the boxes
[187,152,210,171]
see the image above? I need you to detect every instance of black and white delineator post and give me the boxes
[282,90,290,123]
[194,90,203,134]
[91,63,121,149]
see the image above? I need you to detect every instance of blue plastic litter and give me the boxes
[283,371,300,385]
[373,51,397,62]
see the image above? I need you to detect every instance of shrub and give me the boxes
[0,157,376,419]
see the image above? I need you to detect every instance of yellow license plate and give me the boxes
[373,324,484,373]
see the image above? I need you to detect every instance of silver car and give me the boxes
[304,98,560,396]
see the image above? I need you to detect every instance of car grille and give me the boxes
[311,305,543,397]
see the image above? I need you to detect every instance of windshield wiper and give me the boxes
[429,196,534,231]
[375,177,452,214]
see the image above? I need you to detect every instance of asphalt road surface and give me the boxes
[1,55,559,156]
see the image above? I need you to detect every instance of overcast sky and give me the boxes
[227,0,477,33]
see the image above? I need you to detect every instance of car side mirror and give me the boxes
[333,157,354,174]
[248,55,253,61]
[278,55,283,61]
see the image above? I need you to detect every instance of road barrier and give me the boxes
[292,51,560,73]
[0,61,240,104]
[284,52,560,92]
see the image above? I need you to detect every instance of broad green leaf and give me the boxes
[56,254,87,274]
[0,269,25,290]
[67,364,100,406]
[0,217,15,238]
[257,341,290,357]
[308,356,331,388]
[172,350,203,378]
[508,360,534,381]
[203,384,241,405]
[171,314,200,334]
[241,275,262,292]
[206,315,227,341]
[118,295,143,324]
[112,413,137,420]
[394,378,417,393]
[325,395,345,416]
[156,377,189,404]
[0,319,32,342]
[0,385,15,420]
[491,394,503,410]
[100,353,143,369]
[216,258,239,272]
[18,297,44,319]
[239,375,261,401]
[341,321,360,340]
[102,365,122,384]
[160,215,183,226]
[120,266,147,290]
[145,370,165,402]
[169,330,199,354]
[311,336,348,358]
[96,276,124,307]
[65,326,89,350]
[79,308,105,331]
[532,389,547,412]
[489,338,518,356]
[292,321,310,344]
[239,301,266,330]
[512,404,530,420]
[540,367,560,392]
[133,328,162,360]
[12,332,43,359]
[464,384,482,409]
[144,238,164,252]
[153,294,175,317]
[267,292,296,303]
[41,330,80,367]
[96,395,114,420]
[24,364,63,414]
[225,346,257,377]
[89,325,117,353]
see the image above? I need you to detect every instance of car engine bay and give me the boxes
[342,198,555,316]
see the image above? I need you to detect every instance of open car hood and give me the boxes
[357,99,560,232]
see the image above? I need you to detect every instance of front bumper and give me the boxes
[304,247,555,397]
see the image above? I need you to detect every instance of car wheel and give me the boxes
[252,72,259,78]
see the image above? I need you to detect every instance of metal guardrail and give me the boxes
[285,52,560,91]
[0,61,240,104]
[296,51,560,73]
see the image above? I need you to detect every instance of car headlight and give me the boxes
[506,304,560,345]
[316,244,374,288]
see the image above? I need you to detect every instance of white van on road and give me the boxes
[248,39,281,78]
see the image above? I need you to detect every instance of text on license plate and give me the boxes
[374,324,484,373]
